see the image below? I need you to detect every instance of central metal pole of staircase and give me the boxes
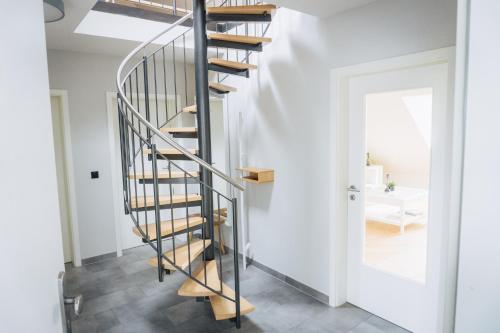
[193,0,215,261]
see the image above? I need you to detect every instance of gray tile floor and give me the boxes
[65,245,409,333]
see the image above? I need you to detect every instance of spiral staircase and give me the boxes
[115,0,276,328]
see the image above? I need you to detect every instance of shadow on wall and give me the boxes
[242,8,331,214]
[247,182,274,210]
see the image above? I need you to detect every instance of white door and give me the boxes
[346,63,449,332]
[51,96,73,263]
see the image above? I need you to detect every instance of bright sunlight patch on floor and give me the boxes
[364,220,427,283]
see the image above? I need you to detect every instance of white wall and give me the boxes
[223,0,456,295]
[0,2,64,332]
[455,1,500,331]
[47,50,195,259]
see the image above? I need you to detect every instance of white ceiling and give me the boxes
[45,0,377,57]
[74,10,194,49]
[274,0,377,18]
[45,0,143,57]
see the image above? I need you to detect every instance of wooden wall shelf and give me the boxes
[237,167,274,184]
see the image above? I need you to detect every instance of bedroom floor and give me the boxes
[364,220,427,283]
[64,245,409,333]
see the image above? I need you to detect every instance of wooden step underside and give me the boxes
[181,104,220,113]
[207,4,276,15]
[148,239,212,271]
[144,148,198,155]
[191,212,227,225]
[178,260,221,297]
[209,82,237,93]
[161,127,198,138]
[144,148,199,160]
[105,0,191,16]
[216,207,228,217]
[208,33,272,45]
[161,127,197,134]
[183,104,197,113]
[128,171,199,181]
[132,215,204,241]
[209,58,257,70]
[130,194,201,210]
[210,283,255,320]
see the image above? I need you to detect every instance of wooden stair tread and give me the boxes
[209,283,255,320]
[148,239,212,271]
[207,4,276,15]
[132,215,204,240]
[161,127,198,133]
[209,58,257,70]
[208,33,272,45]
[215,207,228,217]
[209,82,237,93]
[130,194,201,209]
[129,171,199,180]
[110,0,190,16]
[183,105,197,113]
[191,212,227,225]
[178,260,221,297]
[144,148,199,155]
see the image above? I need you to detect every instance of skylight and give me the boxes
[402,91,433,148]
[74,10,193,47]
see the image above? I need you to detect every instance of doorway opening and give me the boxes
[329,48,460,333]
[50,92,80,265]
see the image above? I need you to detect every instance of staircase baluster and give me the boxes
[200,183,206,262]
[232,197,241,328]
[151,144,164,282]
[126,79,142,232]
[122,86,133,216]
[172,41,178,120]
[117,99,129,215]
[217,194,223,293]
[161,47,170,122]
[168,161,176,266]
[134,69,151,238]
[143,56,152,144]
[153,53,160,129]
[183,34,188,108]
[134,68,141,136]
[184,172,192,277]
[125,76,147,233]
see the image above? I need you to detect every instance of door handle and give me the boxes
[65,295,83,318]
[347,185,360,192]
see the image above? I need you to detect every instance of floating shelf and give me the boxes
[237,167,274,184]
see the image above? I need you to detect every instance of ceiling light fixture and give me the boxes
[44,0,65,23]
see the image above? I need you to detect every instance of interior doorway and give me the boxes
[329,48,459,333]
[106,92,228,254]
[50,92,79,264]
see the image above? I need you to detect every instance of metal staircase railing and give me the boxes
[116,0,273,328]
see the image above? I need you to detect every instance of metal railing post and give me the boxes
[151,143,164,282]
[232,198,241,328]
[143,56,152,143]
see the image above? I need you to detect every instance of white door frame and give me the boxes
[106,91,124,257]
[50,89,82,267]
[328,47,464,332]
